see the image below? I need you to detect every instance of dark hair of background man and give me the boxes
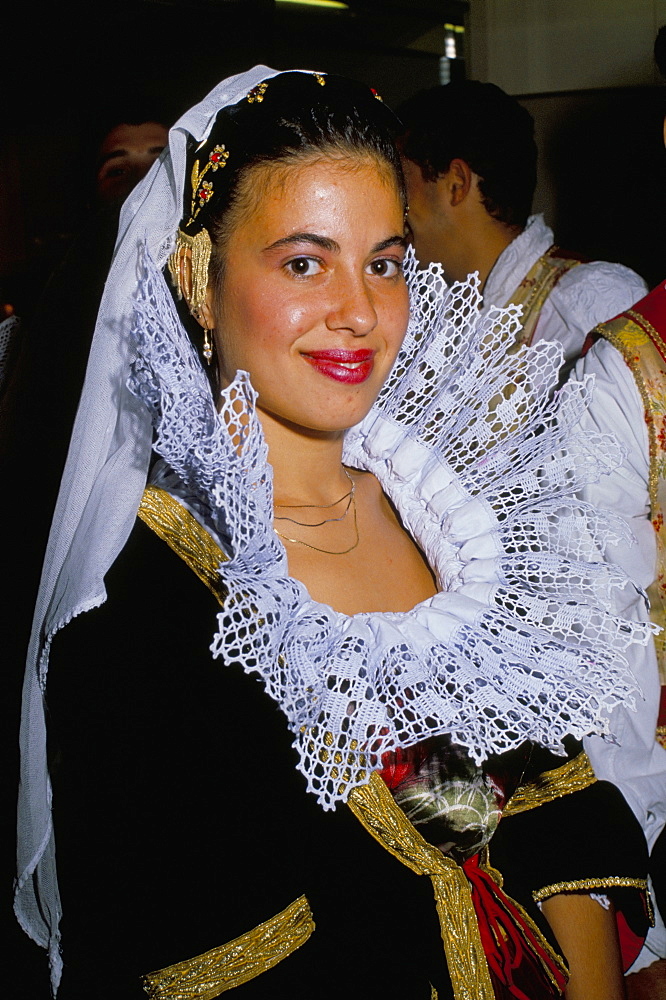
[399,81,538,229]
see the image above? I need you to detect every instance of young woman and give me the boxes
[16,68,651,999]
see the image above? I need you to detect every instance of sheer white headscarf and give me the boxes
[15,65,286,991]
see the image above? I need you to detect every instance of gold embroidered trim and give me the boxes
[138,486,229,604]
[502,247,582,352]
[657,725,666,750]
[503,751,596,817]
[533,877,653,924]
[142,895,314,998]
[626,309,666,365]
[349,773,497,1000]
[600,318,661,516]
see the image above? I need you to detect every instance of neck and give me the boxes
[447,215,522,289]
[259,409,350,507]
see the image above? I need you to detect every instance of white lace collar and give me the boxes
[483,214,553,310]
[130,246,651,810]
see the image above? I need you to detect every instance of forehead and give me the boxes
[100,122,168,157]
[239,155,403,233]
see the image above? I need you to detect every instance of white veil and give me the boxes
[15,65,285,991]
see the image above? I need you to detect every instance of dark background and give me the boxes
[0,0,465,317]
[3,0,663,317]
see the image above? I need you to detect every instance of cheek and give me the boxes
[220,283,313,370]
[254,277,330,342]
[382,288,410,361]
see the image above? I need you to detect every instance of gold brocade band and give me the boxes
[533,877,653,923]
[142,895,315,999]
[348,773,497,1000]
[502,246,582,352]
[503,751,596,817]
[138,485,229,604]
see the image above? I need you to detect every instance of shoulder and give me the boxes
[552,260,648,328]
[572,338,647,481]
[577,336,641,409]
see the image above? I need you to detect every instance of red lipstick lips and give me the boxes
[302,349,375,384]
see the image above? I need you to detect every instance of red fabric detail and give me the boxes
[379,743,430,790]
[463,854,567,999]
[631,281,666,340]
[610,281,666,364]
[616,907,646,972]
[581,330,601,357]
[658,686,666,729]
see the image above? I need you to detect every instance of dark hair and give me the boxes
[655,25,666,78]
[181,72,406,272]
[398,81,537,229]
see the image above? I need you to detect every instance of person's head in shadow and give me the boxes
[96,120,168,204]
[398,81,537,287]
[88,100,169,207]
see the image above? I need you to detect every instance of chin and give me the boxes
[258,398,375,437]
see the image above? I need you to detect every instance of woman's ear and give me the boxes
[198,284,216,331]
[179,247,215,329]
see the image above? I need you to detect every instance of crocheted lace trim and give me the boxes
[129,247,652,808]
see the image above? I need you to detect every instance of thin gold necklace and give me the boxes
[274,491,359,555]
[274,469,355,528]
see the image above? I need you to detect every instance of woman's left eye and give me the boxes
[285,257,323,277]
[367,258,402,277]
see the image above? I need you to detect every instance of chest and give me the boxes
[283,490,438,615]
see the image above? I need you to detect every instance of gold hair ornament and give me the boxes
[167,141,229,313]
[247,82,269,103]
[188,145,229,223]
[167,228,213,315]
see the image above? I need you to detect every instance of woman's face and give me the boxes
[205,155,409,437]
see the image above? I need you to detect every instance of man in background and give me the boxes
[399,81,646,368]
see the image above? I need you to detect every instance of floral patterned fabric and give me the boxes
[588,282,666,691]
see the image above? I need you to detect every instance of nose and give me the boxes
[325,273,378,337]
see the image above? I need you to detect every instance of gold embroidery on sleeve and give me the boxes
[503,751,596,817]
[142,895,314,998]
[533,877,653,924]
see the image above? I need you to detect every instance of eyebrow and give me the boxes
[262,232,407,254]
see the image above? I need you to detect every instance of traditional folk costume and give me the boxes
[571,282,666,968]
[15,68,653,999]
[483,214,646,366]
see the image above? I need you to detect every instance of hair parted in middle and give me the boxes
[398,80,537,230]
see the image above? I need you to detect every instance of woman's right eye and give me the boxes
[285,257,323,277]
